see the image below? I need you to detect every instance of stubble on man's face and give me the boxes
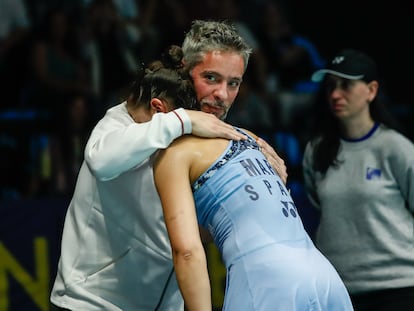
[190,51,245,120]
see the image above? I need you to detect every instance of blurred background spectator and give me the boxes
[256,0,325,131]
[80,0,138,116]
[0,0,32,109]
[27,6,92,120]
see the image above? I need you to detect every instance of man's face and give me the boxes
[190,51,245,120]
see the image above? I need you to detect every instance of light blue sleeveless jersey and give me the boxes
[192,129,354,311]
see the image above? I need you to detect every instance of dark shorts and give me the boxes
[351,286,414,311]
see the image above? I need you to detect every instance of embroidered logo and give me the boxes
[332,56,345,64]
[366,167,381,180]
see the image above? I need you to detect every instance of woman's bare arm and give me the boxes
[154,141,211,311]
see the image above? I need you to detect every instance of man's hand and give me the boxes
[186,110,247,141]
[256,137,288,185]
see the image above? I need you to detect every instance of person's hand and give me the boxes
[186,110,247,141]
[256,137,288,185]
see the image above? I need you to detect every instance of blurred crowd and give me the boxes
[0,0,411,203]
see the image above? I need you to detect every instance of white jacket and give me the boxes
[51,102,191,310]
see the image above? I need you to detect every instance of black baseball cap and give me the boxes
[311,49,378,83]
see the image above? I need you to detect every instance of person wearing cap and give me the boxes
[302,49,414,310]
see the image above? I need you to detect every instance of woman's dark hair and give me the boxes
[128,45,199,111]
[310,81,402,174]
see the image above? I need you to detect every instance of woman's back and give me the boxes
[172,129,354,310]
[191,131,305,265]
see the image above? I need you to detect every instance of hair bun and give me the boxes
[161,45,184,69]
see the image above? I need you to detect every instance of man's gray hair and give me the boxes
[182,20,252,72]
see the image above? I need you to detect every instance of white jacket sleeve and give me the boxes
[85,108,191,181]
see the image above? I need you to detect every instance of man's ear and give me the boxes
[150,98,168,113]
